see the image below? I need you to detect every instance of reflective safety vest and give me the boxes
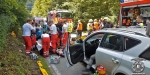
[77,22,82,30]
[138,23,144,28]
[94,22,99,30]
[87,23,93,31]
[67,22,73,33]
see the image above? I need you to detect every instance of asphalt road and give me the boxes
[45,55,87,75]
[44,33,89,75]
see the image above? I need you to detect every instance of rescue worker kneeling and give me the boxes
[41,31,50,57]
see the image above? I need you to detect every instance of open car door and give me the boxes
[65,34,84,67]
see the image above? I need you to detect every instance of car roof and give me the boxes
[99,28,147,37]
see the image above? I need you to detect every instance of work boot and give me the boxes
[82,69,91,75]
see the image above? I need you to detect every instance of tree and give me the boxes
[0,0,30,51]
[30,0,120,30]
[31,0,52,17]
[61,0,120,30]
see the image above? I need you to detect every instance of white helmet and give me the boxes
[94,19,98,22]
[89,19,93,23]
[78,20,81,22]
[103,17,109,20]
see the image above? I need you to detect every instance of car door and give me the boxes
[65,33,84,67]
[96,33,124,75]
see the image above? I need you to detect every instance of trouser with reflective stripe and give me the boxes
[31,35,36,49]
[31,35,36,46]
[57,33,62,48]
[23,36,32,55]
[51,34,58,53]
[42,37,50,57]
[62,32,68,49]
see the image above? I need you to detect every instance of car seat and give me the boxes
[109,36,118,49]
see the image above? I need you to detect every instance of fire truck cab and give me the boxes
[119,0,150,27]
[47,9,73,24]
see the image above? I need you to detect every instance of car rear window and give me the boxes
[139,47,150,61]
[124,37,141,50]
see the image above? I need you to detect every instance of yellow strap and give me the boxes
[37,61,43,67]
[40,67,49,75]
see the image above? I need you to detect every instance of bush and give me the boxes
[0,0,30,52]
[0,15,11,52]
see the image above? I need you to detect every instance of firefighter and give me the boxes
[49,20,58,53]
[136,15,144,28]
[22,18,34,55]
[93,19,99,30]
[67,21,73,33]
[87,19,93,35]
[76,20,83,38]
[99,18,104,30]
[62,20,68,49]
[41,31,50,57]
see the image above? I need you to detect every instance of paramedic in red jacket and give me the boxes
[22,19,34,55]
[41,31,50,57]
[48,20,58,53]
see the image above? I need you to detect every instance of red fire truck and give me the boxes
[47,9,73,24]
[119,0,150,27]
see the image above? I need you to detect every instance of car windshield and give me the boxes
[58,12,72,18]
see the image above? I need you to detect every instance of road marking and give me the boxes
[51,64,62,75]
[46,58,62,75]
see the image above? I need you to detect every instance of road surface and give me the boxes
[44,33,89,75]
[45,55,87,75]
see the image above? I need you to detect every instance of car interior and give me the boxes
[101,35,121,50]
[84,34,104,58]
[84,34,122,59]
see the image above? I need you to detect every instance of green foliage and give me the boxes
[31,0,52,17]
[0,0,30,52]
[30,0,120,30]
[61,0,120,30]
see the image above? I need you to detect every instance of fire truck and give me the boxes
[119,0,150,27]
[47,9,73,24]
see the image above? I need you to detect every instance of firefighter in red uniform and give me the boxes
[22,19,34,55]
[41,31,50,57]
[48,20,58,53]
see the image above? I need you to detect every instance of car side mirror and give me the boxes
[76,39,83,43]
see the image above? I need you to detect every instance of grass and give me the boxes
[0,29,52,75]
